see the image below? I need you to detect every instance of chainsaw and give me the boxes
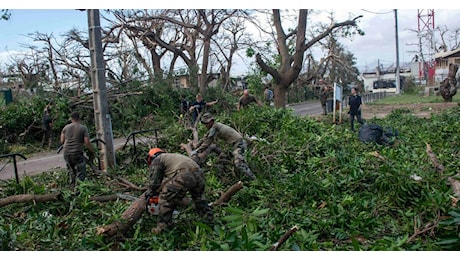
[145,195,181,216]
[146,195,160,215]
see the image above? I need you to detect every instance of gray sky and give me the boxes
[336,9,460,72]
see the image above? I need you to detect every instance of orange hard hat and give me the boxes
[147,148,164,165]
[149,148,164,157]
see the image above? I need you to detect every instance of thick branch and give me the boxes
[269,226,299,251]
[211,181,244,207]
[425,143,445,173]
[303,16,362,51]
[256,53,282,83]
[0,192,61,207]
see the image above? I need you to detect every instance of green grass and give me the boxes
[372,93,460,105]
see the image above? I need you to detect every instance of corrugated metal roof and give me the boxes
[434,47,460,59]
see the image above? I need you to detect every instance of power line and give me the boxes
[360,9,393,15]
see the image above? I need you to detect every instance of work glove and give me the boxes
[146,184,160,198]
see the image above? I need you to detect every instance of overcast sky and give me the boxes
[1,7,459,76]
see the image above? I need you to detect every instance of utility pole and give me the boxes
[394,9,401,94]
[87,9,116,170]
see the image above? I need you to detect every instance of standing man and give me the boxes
[41,104,53,149]
[237,89,263,111]
[319,80,331,115]
[263,87,274,106]
[60,111,96,190]
[191,113,256,180]
[348,87,365,131]
[189,93,218,125]
[146,148,213,234]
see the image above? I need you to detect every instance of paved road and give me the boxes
[0,101,323,181]
[0,136,152,182]
[287,101,323,116]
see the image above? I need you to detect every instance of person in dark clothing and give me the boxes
[60,111,96,190]
[189,93,218,125]
[41,105,53,149]
[263,87,274,106]
[319,81,332,115]
[237,89,263,111]
[348,87,365,131]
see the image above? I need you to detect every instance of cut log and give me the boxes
[211,181,244,207]
[0,192,61,207]
[97,181,244,237]
[96,191,148,236]
[269,226,299,251]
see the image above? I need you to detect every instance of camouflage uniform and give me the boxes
[147,153,213,234]
[193,120,255,180]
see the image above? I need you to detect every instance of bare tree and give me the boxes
[132,9,238,94]
[211,14,252,90]
[253,9,362,108]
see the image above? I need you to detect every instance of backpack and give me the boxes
[358,123,398,146]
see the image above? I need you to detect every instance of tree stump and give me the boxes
[439,63,458,102]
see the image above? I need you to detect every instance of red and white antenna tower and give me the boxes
[417,9,435,85]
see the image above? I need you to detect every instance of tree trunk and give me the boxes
[440,63,458,102]
[273,83,288,108]
[96,191,148,236]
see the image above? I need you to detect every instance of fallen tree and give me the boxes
[426,142,460,200]
[96,181,244,237]
[0,192,61,207]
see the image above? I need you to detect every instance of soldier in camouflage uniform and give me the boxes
[146,148,213,234]
[191,113,256,180]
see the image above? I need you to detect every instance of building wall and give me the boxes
[361,72,412,93]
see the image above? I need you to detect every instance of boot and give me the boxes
[152,222,169,234]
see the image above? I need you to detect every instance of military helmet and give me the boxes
[201,112,215,124]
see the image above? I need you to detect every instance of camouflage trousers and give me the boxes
[156,168,213,232]
[63,153,87,189]
[232,139,255,179]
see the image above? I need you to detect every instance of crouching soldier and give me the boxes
[191,112,256,180]
[146,148,214,234]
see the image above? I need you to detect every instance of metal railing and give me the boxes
[0,153,27,183]
[122,129,160,163]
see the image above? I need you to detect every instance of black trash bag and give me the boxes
[358,123,397,146]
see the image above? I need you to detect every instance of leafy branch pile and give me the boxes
[1,99,460,250]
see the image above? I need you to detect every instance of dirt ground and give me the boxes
[360,102,459,119]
